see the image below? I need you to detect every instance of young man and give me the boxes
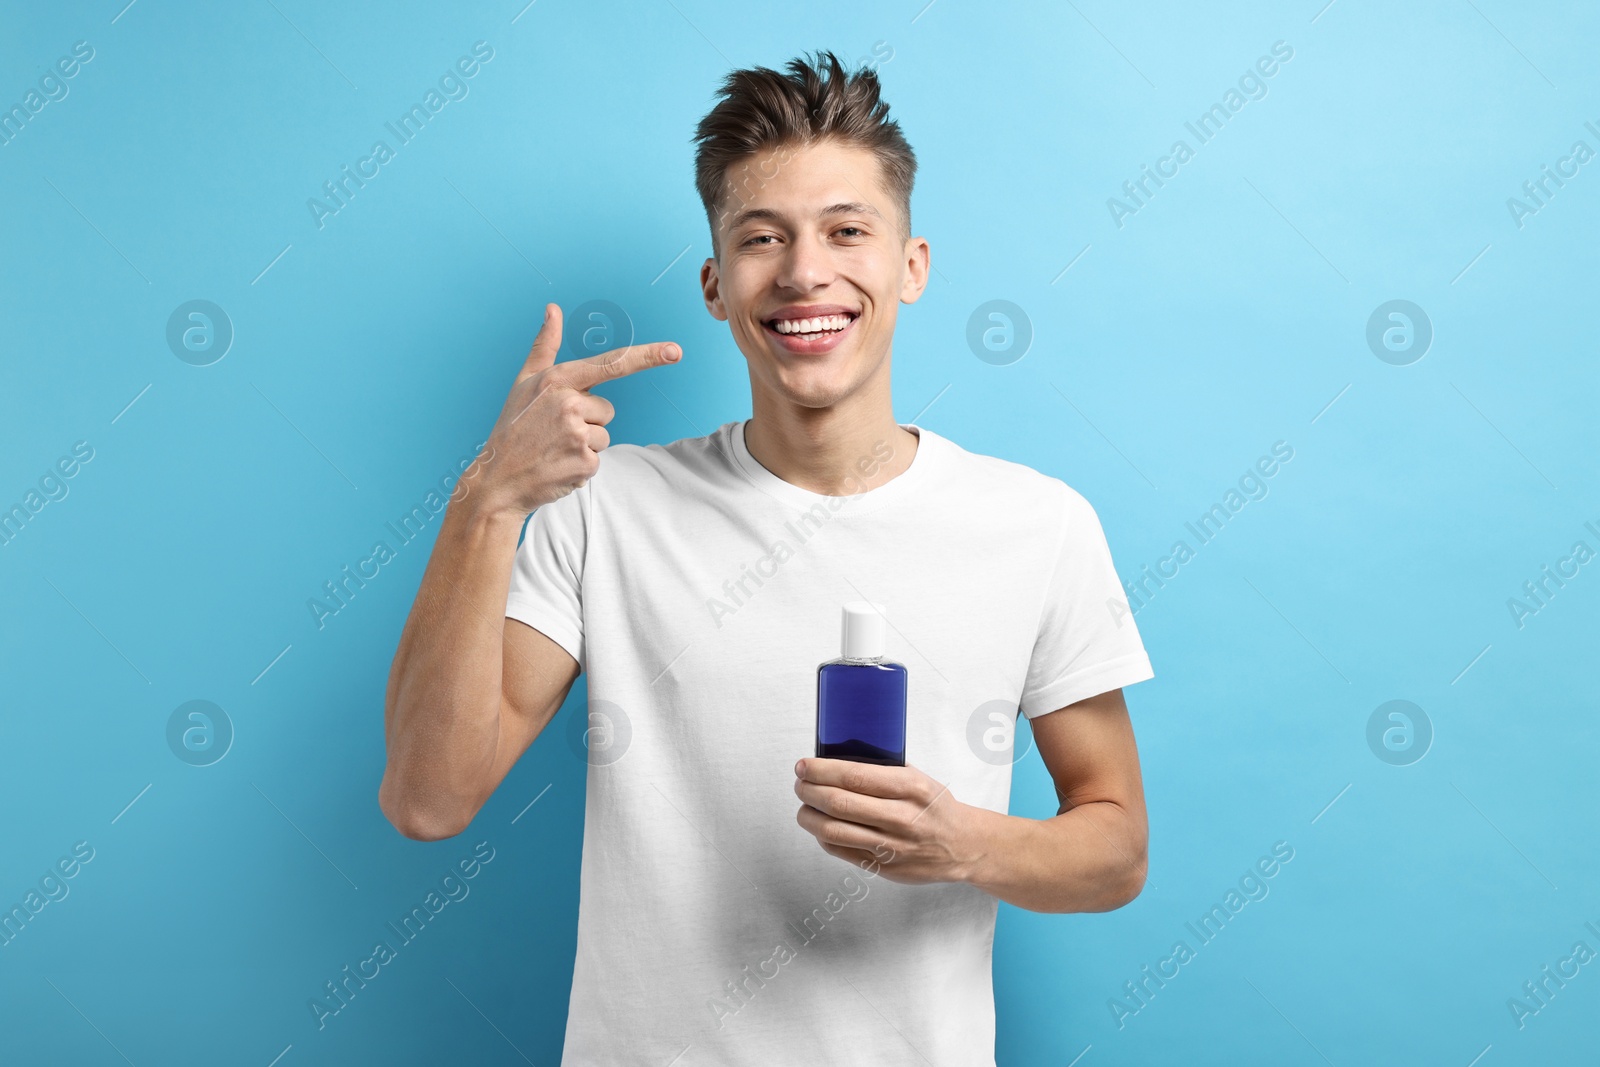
[381,51,1155,1065]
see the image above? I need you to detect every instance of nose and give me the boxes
[774,229,833,293]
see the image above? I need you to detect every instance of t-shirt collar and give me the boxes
[726,418,935,515]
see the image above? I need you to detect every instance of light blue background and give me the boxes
[2,1,1597,1064]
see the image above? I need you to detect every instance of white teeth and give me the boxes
[772,314,853,335]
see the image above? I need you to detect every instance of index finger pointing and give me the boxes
[557,341,681,392]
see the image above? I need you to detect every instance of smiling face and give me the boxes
[700,138,929,413]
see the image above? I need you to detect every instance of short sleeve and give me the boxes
[505,482,589,672]
[1019,486,1154,718]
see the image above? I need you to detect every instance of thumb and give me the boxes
[516,304,562,382]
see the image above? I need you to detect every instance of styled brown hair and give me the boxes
[691,50,916,258]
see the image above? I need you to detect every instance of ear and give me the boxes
[899,235,931,306]
[701,256,728,321]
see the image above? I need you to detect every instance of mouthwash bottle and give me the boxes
[816,601,907,766]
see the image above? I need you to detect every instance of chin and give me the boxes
[767,368,860,409]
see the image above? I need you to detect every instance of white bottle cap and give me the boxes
[841,601,887,660]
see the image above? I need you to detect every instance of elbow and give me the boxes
[1114,842,1149,909]
[379,775,471,842]
[389,811,464,843]
[1076,829,1147,913]
[1119,859,1148,908]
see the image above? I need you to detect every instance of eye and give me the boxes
[836,226,865,237]
[743,234,777,246]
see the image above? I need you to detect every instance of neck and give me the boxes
[743,386,918,497]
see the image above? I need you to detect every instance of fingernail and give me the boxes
[544,305,551,324]
[663,344,680,361]
[794,759,805,776]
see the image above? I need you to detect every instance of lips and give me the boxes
[760,305,860,355]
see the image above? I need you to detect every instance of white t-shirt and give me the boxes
[505,418,1154,1066]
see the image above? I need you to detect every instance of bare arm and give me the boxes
[793,686,1148,914]
[379,304,683,840]
[963,686,1149,912]
[378,502,580,840]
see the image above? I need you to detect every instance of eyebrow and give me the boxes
[725,201,883,232]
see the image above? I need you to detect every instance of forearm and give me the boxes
[962,800,1147,914]
[380,498,525,838]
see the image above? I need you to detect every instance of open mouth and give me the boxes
[763,311,858,339]
[761,311,860,353]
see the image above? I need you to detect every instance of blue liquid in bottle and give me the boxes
[816,602,907,766]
